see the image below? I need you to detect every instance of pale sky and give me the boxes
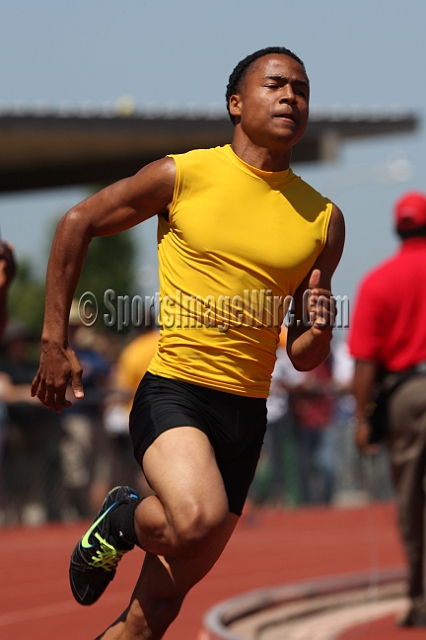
[1,0,425,316]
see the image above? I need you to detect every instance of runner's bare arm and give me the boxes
[31,157,176,412]
[287,204,345,371]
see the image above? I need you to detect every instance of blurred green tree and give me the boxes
[75,230,136,308]
[8,216,137,335]
[8,259,45,336]
[72,186,137,309]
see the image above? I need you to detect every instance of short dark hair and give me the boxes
[226,47,306,125]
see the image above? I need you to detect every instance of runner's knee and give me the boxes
[172,500,228,557]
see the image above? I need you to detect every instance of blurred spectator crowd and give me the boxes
[249,333,394,510]
[0,314,394,527]
[0,308,158,526]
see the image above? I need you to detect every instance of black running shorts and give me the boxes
[129,372,267,516]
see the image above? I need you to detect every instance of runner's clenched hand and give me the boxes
[307,268,336,335]
[31,342,84,413]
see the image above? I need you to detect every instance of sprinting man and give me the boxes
[32,47,345,640]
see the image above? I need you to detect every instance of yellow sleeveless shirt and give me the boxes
[148,144,332,397]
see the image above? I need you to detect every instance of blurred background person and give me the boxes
[329,338,358,503]
[0,239,16,520]
[349,191,426,627]
[0,320,62,524]
[0,241,16,424]
[59,301,112,517]
[0,240,16,341]
[291,355,337,505]
[103,320,159,495]
[0,245,61,525]
[249,328,304,508]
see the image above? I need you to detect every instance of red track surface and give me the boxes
[0,502,410,640]
[340,615,426,639]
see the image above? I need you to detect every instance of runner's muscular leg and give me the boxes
[97,513,239,640]
[96,426,238,639]
[134,426,230,558]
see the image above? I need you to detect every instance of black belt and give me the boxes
[395,360,426,376]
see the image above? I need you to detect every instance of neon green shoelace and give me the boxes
[89,532,128,572]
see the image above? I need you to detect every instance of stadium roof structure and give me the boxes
[0,104,419,193]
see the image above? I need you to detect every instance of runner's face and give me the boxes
[230,55,310,148]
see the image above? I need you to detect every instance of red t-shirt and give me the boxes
[349,238,426,371]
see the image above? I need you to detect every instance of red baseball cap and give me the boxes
[394,191,426,232]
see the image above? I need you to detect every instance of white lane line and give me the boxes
[261,597,408,640]
[0,590,130,627]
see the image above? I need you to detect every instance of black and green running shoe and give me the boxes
[69,485,140,606]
